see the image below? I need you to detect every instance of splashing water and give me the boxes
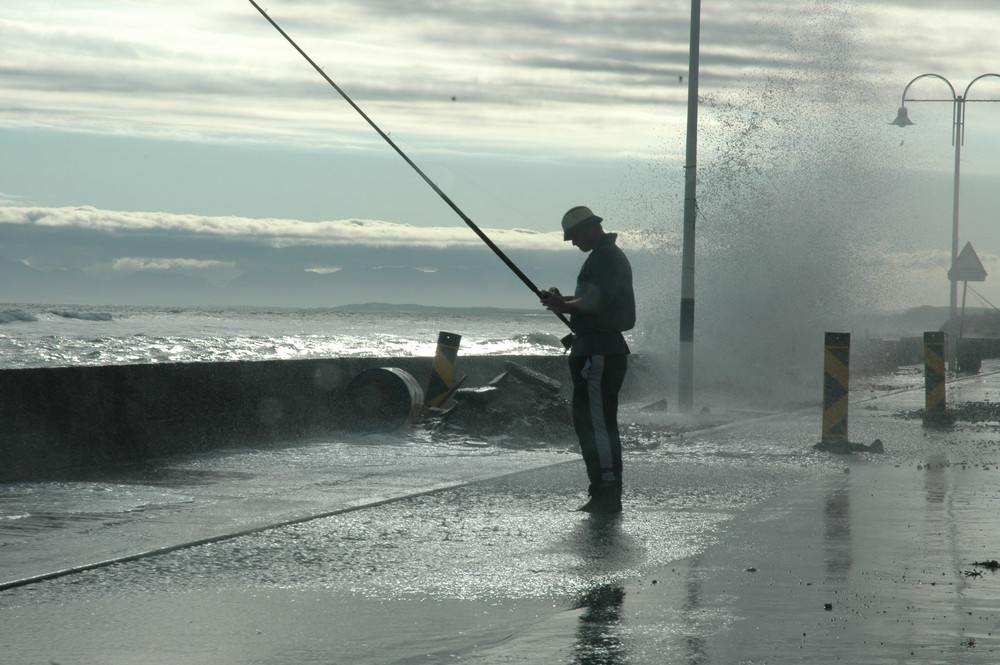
[620,1,919,407]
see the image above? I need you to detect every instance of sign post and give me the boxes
[947,242,988,352]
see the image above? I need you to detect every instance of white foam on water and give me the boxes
[0,303,569,369]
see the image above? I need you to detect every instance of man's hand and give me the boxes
[540,287,568,314]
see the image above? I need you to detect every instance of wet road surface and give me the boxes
[4,363,1000,664]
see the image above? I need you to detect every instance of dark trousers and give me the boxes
[569,353,627,490]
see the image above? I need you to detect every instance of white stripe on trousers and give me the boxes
[581,355,615,481]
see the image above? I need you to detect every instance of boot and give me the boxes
[577,481,622,514]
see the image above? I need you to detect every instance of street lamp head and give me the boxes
[890,106,915,127]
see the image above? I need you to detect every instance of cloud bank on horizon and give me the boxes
[2,202,995,316]
[0,205,564,251]
[0,204,593,280]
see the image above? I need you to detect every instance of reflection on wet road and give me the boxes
[0,418,826,664]
[574,583,627,665]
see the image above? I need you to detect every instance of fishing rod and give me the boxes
[248,0,573,333]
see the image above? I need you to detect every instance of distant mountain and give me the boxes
[0,256,107,305]
[222,265,532,308]
[0,256,223,306]
[223,269,335,307]
[104,270,225,304]
[0,255,546,309]
[844,305,996,339]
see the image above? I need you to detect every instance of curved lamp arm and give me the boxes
[962,73,1000,100]
[900,73,957,105]
[896,74,958,142]
[895,73,1000,145]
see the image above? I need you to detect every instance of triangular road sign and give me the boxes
[948,242,988,282]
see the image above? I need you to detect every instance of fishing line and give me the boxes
[374,132,543,235]
[247,0,571,332]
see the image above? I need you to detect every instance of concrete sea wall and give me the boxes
[0,355,579,481]
[4,337,994,481]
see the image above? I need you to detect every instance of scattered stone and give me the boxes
[640,398,669,412]
[824,603,833,611]
[813,439,886,454]
[892,402,1000,425]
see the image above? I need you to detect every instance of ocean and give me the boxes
[0,302,571,370]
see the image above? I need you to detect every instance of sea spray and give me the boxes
[621,0,917,406]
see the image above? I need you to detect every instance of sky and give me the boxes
[3,0,1000,315]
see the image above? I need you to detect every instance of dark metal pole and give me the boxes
[248,0,571,331]
[678,0,701,411]
[949,96,963,372]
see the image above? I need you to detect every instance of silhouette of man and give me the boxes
[540,206,635,513]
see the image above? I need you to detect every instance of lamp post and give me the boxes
[890,73,1000,371]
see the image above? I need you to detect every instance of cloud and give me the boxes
[8,0,982,157]
[111,257,237,272]
[0,205,566,251]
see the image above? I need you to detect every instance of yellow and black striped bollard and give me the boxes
[425,331,462,408]
[923,331,948,426]
[822,332,850,446]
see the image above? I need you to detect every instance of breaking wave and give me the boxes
[0,309,38,324]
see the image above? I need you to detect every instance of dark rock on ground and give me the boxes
[814,438,885,455]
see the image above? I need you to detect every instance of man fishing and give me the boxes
[249,6,637,512]
[540,206,635,514]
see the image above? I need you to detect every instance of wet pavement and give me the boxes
[4,361,1000,664]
